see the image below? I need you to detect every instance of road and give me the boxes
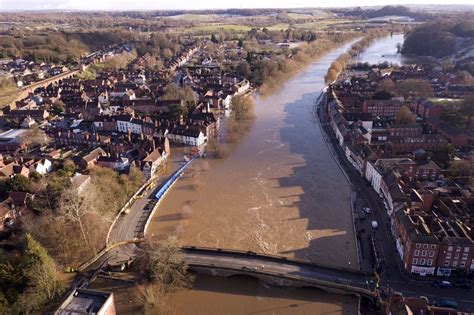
[85,155,185,270]
[318,92,474,311]
[182,247,374,295]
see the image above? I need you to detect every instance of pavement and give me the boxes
[318,92,474,311]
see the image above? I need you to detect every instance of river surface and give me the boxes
[146,39,362,314]
[149,39,359,265]
[143,34,416,314]
[354,33,426,65]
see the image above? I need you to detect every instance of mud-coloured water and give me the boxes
[143,40,365,315]
[149,40,358,267]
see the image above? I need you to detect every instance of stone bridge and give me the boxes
[182,246,377,299]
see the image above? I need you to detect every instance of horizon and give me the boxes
[0,1,473,12]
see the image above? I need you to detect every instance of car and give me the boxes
[363,207,372,214]
[433,280,452,288]
[454,280,472,290]
[435,298,458,309]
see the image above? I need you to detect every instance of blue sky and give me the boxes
[0,0,472,11]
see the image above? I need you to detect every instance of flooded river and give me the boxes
[354,33,427,65]
[149,39,358,266]
[141,35,410,314]
[145,39,361,314]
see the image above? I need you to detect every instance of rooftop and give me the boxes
[55,288,114,315]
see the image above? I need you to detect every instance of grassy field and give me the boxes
[294,19,353,30]
[0,81,19,108]
[266,23,290,31]
[287,12,315,19]
[162,14,221,21]
[185,23,252,33]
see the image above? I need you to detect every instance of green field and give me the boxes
[185,24,252,33]
[294,19,352,30]
[287,13,315,19]
[266,23,290,31]
[163,14,221,21]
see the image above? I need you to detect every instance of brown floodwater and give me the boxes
[143,39,366,314]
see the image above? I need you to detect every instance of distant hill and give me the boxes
[402,19,474,74]
[336,5,429,21]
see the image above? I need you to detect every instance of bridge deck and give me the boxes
[182,248,375,294]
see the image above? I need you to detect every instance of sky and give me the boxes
[0,0,472,11]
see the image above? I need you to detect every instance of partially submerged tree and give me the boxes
[144,236,193,290]
[136,283,170,315]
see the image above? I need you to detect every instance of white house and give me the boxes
[168,126,206,147]
[365,161,384,195]
[29,158,53,175]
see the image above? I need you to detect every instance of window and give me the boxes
[427,259,433,266]
[429,251,435,257]
[448,246,453,251]
[462,253,468,260]
[420,258,426,265]
[416,244,421,249]
[412,258,418,265]
[444,261,450,266]
[453,260,458,267]
[430,244,436,250]
[461,262,466,268]
[422,250,427,257]
[414,250,420,257]
[423,244,428,249]
[464,248,470,253]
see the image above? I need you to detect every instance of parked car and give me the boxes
[433,280,452,288]
[435,298,458,309]
[454,280,472,290]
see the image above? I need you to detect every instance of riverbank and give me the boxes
[258,33,359,95]
[92,36,403,314]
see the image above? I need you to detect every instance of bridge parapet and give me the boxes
[182,246,372,276]
[188,263,375,299]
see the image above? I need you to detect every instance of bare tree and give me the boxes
[136,283,171,315]
[58,187,96,252]
[21,126,49,153]
[144,236,194,290]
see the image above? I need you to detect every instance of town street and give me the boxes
[318,93,474,311]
